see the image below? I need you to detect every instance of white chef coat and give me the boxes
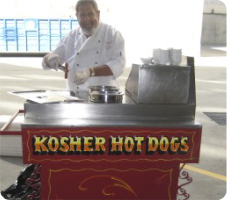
[49,22,125,91]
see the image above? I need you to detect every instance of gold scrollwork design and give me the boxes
[48,168,173,200]
[79,175,138,198]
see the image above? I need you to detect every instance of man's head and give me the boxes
[76,0,100,36]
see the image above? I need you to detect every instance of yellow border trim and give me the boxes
[26,129,197,163]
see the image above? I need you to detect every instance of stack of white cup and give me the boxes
[153,48,182,65]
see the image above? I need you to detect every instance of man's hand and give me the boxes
[43,53,62,71]
[74,69,90,85]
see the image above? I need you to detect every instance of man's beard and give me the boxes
[82,26,96,36]
[81,21,99,36]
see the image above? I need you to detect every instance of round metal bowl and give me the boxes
[89,91,123,103]
[89,86,119,93]
[89,85,123,103]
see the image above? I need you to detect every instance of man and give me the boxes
[1,1,125,199]
[42,0,126,91]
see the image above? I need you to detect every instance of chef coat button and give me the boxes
[77,87,79,89]
[95,62,98,64]
[98,40,101,43]
[96,51,99,54]
[77,64,79,66]
[77,52,79,55]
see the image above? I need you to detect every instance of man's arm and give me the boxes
[105,30,126,78]
[42,30,75,70]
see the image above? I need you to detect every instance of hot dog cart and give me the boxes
[0,57,202,200]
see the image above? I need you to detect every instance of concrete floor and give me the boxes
[0,46,226,200]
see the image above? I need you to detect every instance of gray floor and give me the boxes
[0,46,226,200]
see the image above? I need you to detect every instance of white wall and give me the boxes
[203,0,226,14]
[0,0,204,65]
[201,14,226,45]
[201,0,226,46]
[100,0,204,64]
[0,0,76,19]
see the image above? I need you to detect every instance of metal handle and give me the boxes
[65,63,69,79]
[0,110,24,135]
[58,63,69,79]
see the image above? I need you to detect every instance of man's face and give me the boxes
[76,4,100,35]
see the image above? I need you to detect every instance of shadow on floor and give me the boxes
[0,156,24,167]
[200,45,227,57]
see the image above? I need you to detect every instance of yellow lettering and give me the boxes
[147,137,159,151]
[84,137,94,152]
[135,137,144,152]
[47,137,59,152]
[59,137,69,152]
[69,137,81,151]
[95,137,106,152]
[159,137,169,152]
[34,136,48,152]
[124,137,134,152]
[180,137,189,152]
[170,137,180,152]
[111,137,123,151]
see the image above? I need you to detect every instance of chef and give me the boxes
[42,0,126,91]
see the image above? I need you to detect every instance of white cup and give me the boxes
[153,48,169,65]
[169,48,182,65]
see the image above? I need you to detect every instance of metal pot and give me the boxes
[89,86,119,93]
[88,86,123,103]
[89,91,123,103]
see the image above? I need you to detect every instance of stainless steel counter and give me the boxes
[20,60,199,128]
[22,90,198,128]
[22,117,201,128]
